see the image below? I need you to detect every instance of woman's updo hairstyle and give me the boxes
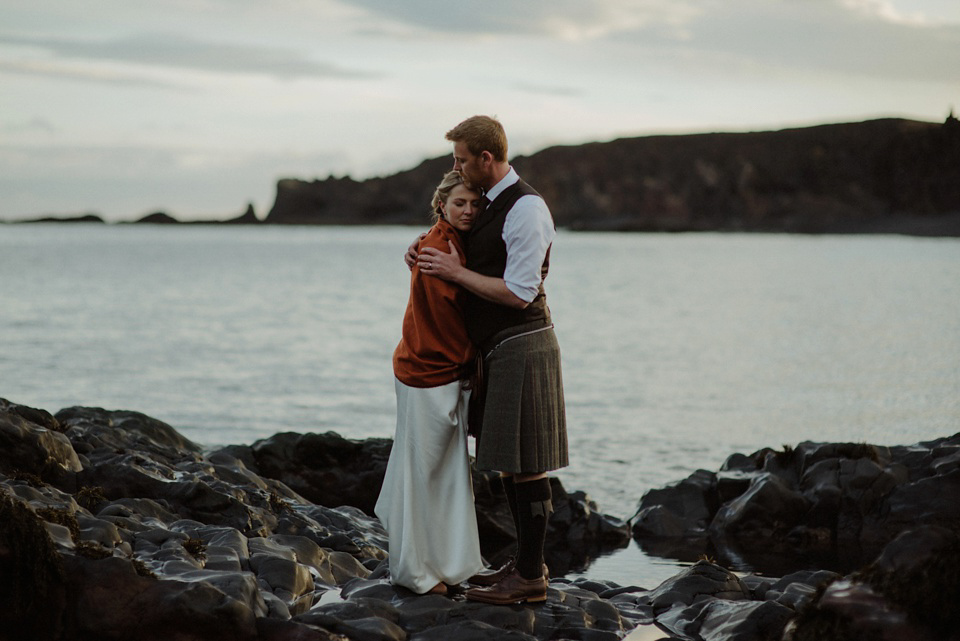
[430,171,466,222]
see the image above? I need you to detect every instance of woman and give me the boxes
[374,171,485,595]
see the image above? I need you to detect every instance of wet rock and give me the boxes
[0,490,68,640]
[180,568,269,617]
[632,504,694,539]
[0,399,82,485]
[631,434,960,577]
[646,561,750,615]
[243,431,393,514]
[64,554,261,641]
[783,526,960,641]
[57,405,203,461]
[256,617,345,640]
[659,598,794,641]
[0,398,63,431]
[6,398,956,641]
[409,620,537,641]
[541,480,632,576]
[0,399,642,641]
[633,469,717,539]
[860,467,960,550]
[239,430,631,576]
[710,473,810,539]
[468,470,632,574]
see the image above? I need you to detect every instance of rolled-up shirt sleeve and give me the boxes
[502,195,556,303]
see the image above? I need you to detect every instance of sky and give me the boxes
[1,0,958,222]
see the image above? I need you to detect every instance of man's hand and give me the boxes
[420,241,528,309]
[418,241,462,281]
[404,233,428,270]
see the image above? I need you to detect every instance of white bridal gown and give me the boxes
[374,378,484,594]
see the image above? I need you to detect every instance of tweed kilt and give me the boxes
[475,322,568,474]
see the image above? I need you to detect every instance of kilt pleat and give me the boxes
[475,325,568,473]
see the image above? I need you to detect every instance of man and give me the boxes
[416,115,568,605]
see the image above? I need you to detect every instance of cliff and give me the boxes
[265,116,960,234]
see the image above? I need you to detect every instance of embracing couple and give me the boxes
[374,115,568,605]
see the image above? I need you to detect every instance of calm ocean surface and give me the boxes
[3,225,959,586]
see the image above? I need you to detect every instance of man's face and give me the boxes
[452,141,487,191]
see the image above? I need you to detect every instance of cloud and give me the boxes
[0,58,186,88]
[843,0,931,25]
[341,0,697,40]
[514,82,584,97]
[0,32,379,80]
[1,116,58,135]
[341,0,959,82]
[676,0,960,83]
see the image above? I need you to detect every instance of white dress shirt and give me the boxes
[484,168,556,303]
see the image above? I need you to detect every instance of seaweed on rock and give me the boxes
[0,490,68,640]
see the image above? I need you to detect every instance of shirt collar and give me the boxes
[484,166,519,203]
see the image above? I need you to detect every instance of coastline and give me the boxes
[2,398,958,640]
[6,210,960,238]
[4,117,959,236]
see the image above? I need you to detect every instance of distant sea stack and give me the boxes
[126,203,260,225]
[135,211,179,224]
[265,117,960,235]
[223,202,259,224]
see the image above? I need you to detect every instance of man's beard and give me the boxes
[459,172,481,192]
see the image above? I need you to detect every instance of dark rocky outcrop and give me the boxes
[11,213,105,224]
[127,203,261,225]
[265,116,960,235]
[223,202,261,224]
[4,397,959,641]
[0,491,68,640]
[266,161,449,226]
[0,399,632,641]
[631,435,960,577]
[136,211,180,224]
[783,525,960,641]
[217,430,632,577]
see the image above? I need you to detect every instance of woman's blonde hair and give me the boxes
[430,171,469,222]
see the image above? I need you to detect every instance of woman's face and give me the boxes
[441,184,482,232]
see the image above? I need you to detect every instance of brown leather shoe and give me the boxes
[467,557,516,586]
[465,569,547,605]
[468,559,549,587]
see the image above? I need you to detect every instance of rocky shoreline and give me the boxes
[2,397,958,640]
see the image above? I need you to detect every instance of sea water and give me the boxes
[2,224,959,586]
